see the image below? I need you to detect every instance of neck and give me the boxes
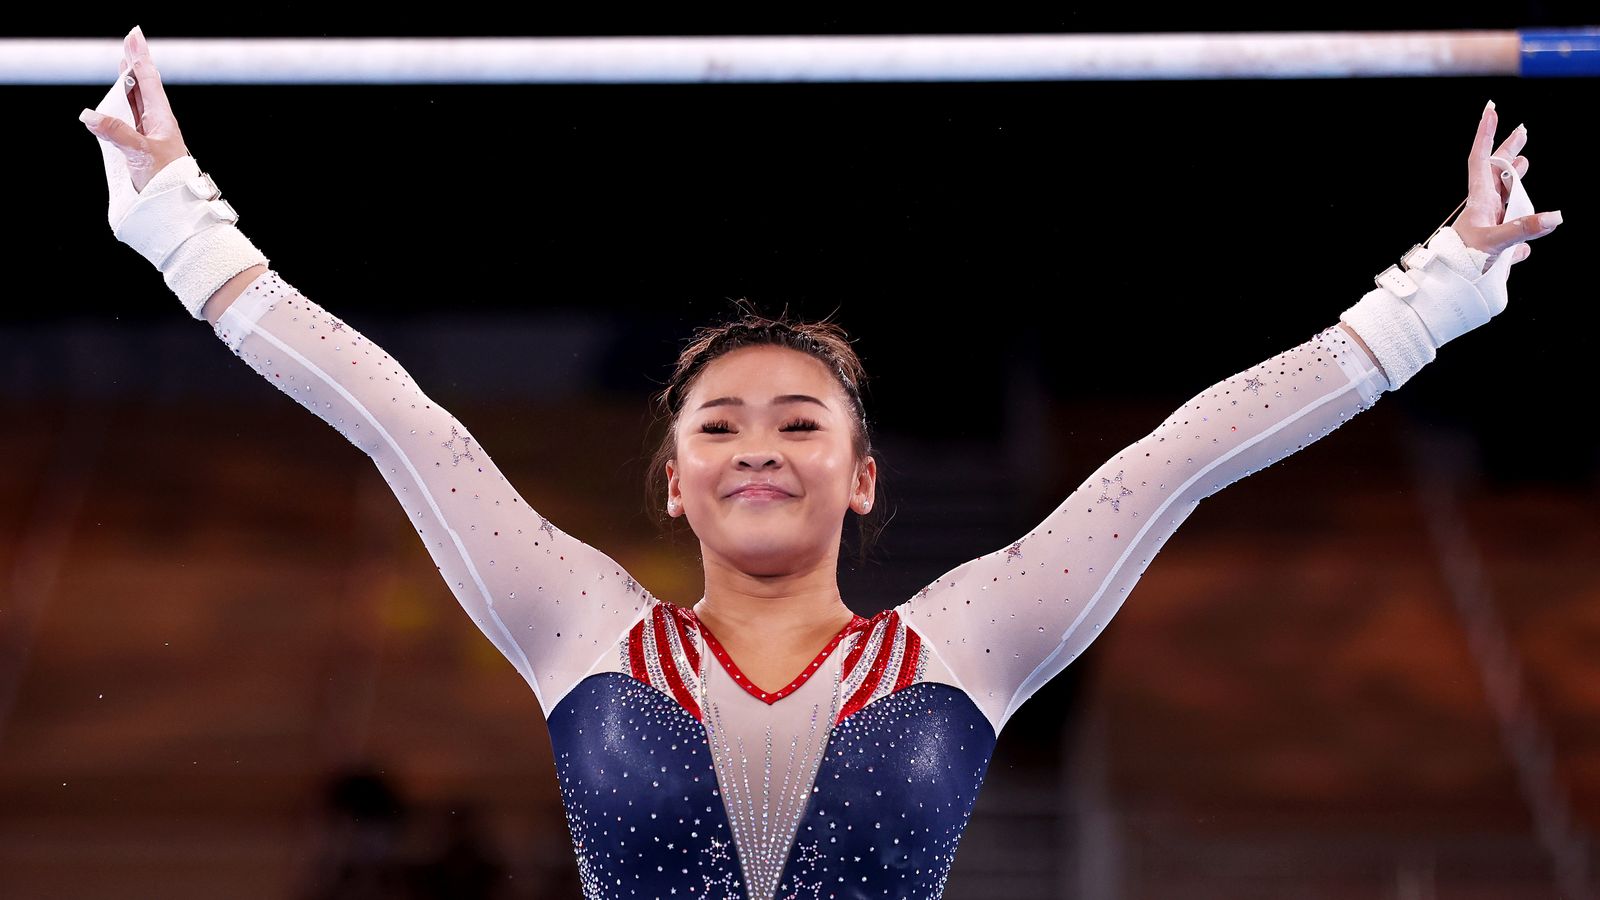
[692,549,856,644]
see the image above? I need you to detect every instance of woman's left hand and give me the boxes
[1454,102,1561,267]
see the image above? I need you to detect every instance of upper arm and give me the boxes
[897,323,1388,736]
[212,269,654,717]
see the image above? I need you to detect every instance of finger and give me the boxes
[123,25,153,74]
[1492,122,1528,167]
[123,60,172,135]
[1488,122,1527,201]
[1479,211,1562,255]
[123,38,178,135]
[120,34,140,129]
[81,110,145,152]
[1465,101,1499,218]
[1511,243,1532,265]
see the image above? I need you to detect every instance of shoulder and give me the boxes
[840,607,926,683]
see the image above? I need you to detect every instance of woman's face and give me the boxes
[666,345,876,577]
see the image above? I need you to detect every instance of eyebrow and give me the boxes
[694,394,830,412]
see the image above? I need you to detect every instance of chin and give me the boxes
[726,537,803,563]
[714,533,818,574]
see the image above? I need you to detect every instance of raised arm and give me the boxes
[898,319,1389,736]
[210,269,653,716]
[897,103,1560,739]
[81,29,652,719]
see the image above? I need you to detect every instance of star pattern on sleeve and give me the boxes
[441,425,476,467]
[1096,469,1134,513]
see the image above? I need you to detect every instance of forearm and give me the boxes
[201,262,269,326]
[1337,319,1388,386]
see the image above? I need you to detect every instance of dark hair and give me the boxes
[643,299,888,566]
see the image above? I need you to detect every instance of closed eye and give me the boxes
[700,418,821,434]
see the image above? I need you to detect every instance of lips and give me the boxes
[727,483,794,499]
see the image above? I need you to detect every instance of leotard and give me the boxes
[209,268,1405,899]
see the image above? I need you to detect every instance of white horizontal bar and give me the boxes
[9,32,1525,84]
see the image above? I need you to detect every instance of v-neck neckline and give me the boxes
[687,608,869,705]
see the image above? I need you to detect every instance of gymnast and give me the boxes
[79,25,1561,900]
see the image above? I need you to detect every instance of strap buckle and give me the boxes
[205,197,239,224]
[1375,264,1419,300]
[186,171,222,201]
[1401,242,1436,271]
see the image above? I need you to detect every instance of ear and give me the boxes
[665,458,682,517]
[853,455,877,514]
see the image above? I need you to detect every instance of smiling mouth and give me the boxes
[730,488,792,501]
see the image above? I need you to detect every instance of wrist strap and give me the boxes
[162,222,269,318]
[1342,155,1535,391]
[91,70,266,320]
[113,156,269,319]
[111,156,236,269]
[1339,287,1437,391]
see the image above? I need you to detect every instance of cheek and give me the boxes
[795,444,856,485]
[677,451,719,491]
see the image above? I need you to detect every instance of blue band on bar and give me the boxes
[1519,28,1600,77]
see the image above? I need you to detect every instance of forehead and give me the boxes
[688,345,838,399]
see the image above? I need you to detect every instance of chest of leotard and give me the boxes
[545,604,998,899]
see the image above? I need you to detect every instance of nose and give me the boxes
[734,451,782,469]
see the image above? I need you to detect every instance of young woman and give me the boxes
[80,26,1560,900]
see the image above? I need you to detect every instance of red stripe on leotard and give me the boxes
[840,611,900,721]
[627,618,650,683]
[892,623,921,693]
[839,616,874,674]
[652,606,701,721]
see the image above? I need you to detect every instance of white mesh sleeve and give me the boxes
[210,269,652,718]
[896,322,1391,737]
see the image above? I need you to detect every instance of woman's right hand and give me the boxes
[78,26,189,194]
[79,25,268,320]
